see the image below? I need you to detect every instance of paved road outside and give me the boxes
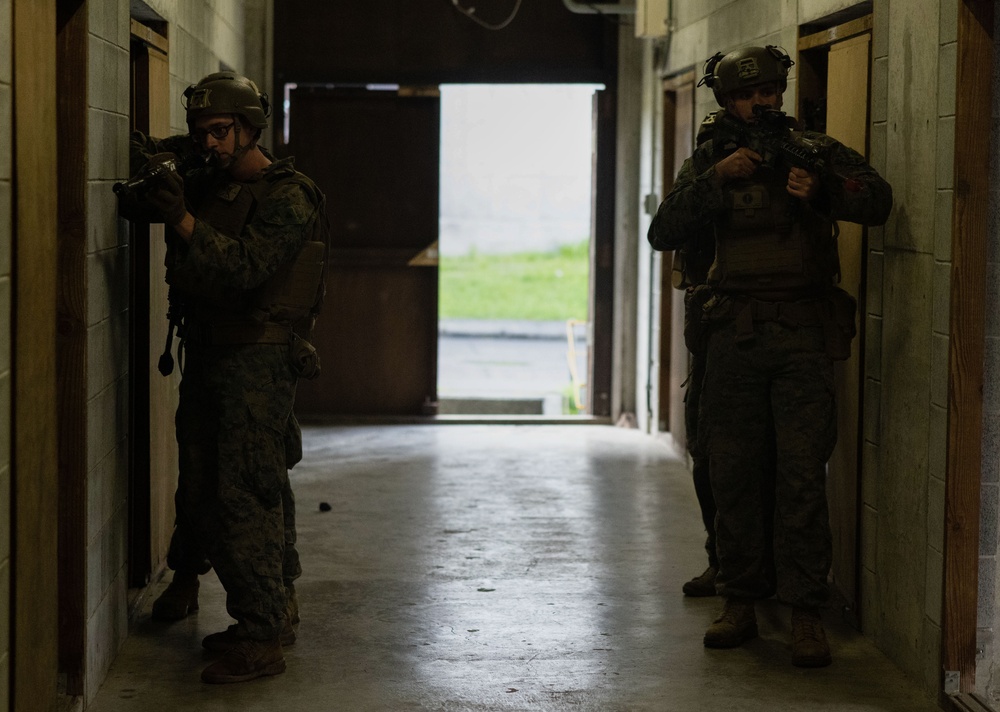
[438,319,588,415]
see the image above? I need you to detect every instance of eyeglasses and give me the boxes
[191,122,235,143]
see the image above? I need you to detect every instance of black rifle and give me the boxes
[713,106,862,193]
[114,153,204,376]
[112,153,207,197]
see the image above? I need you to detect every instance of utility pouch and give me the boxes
[672,251,690,290]
[289,333,321,379]
[683,285,714,353]
[822,287,857,361]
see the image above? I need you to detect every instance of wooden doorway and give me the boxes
[658,72,696,444]
[126,20,177,591]
[55,0,87,696]
[281,85,441,417]
[798,15,874,623]
[13,0,59,709]
[589,88,616,418]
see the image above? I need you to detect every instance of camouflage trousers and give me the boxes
[170,342,300,640]
[685,290,777,575]
[166,424,303,584]
[684,341,718,569]
[700,317,836,609]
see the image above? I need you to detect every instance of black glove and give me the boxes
[145,154,187,226]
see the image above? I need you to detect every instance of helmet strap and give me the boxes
[229,116,256,164]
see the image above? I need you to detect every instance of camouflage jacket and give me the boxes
[647,122,893,254]
[123,132,322,318]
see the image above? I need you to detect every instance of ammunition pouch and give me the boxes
[820,287,857,361]
[671,251,689,290]
[701,288,856,360]
[709,171,839,294]
[672,240,715,291]
[683,285,714,354]
[703,293,825,344]
[253,238,325,380]
[249,240,326,327]
[288,332,321,380]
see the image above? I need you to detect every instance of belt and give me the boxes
[186,320,292,346]
[714,295,825,343]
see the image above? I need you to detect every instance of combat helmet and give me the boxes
[698,45,794,107]
[182,71,271,130]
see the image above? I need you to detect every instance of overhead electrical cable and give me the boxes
[449,0,522,30]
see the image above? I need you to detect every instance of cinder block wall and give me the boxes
[978,5,1000,703]
[85,1,133,699]
[84,0,266,703]
[866,0,952,692]
[647,0,953,695]
[0,0,11,709]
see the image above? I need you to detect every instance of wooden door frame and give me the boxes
[657,70,696,445]
[797,18,873,627]
[126,20,173,591]
[13,0,60,710]
[943,0,992,697]
[590,87,616,417]
[55,0,88,697]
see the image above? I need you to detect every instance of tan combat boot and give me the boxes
[791,607,832,667]
[150,571,199,621]
[201,637,285,684]
[204,585,299,652]
[703,597,758,648]
[202,618,296,652]
[682,565,718,597]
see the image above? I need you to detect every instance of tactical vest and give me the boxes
[171,165,328,345]
[708,165,840,295]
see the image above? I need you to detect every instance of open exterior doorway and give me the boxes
[277,80,615,422]
[437,84,604,417]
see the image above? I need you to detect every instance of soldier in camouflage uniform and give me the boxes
[648,46,891,667]
[676,116,777,601]
[118,71,326,683]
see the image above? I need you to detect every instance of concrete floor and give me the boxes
[88,424,942,711]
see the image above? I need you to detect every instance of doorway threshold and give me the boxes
[439,395,547,415]
[299,414,614,426]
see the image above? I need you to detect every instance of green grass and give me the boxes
[439,242,590,321]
